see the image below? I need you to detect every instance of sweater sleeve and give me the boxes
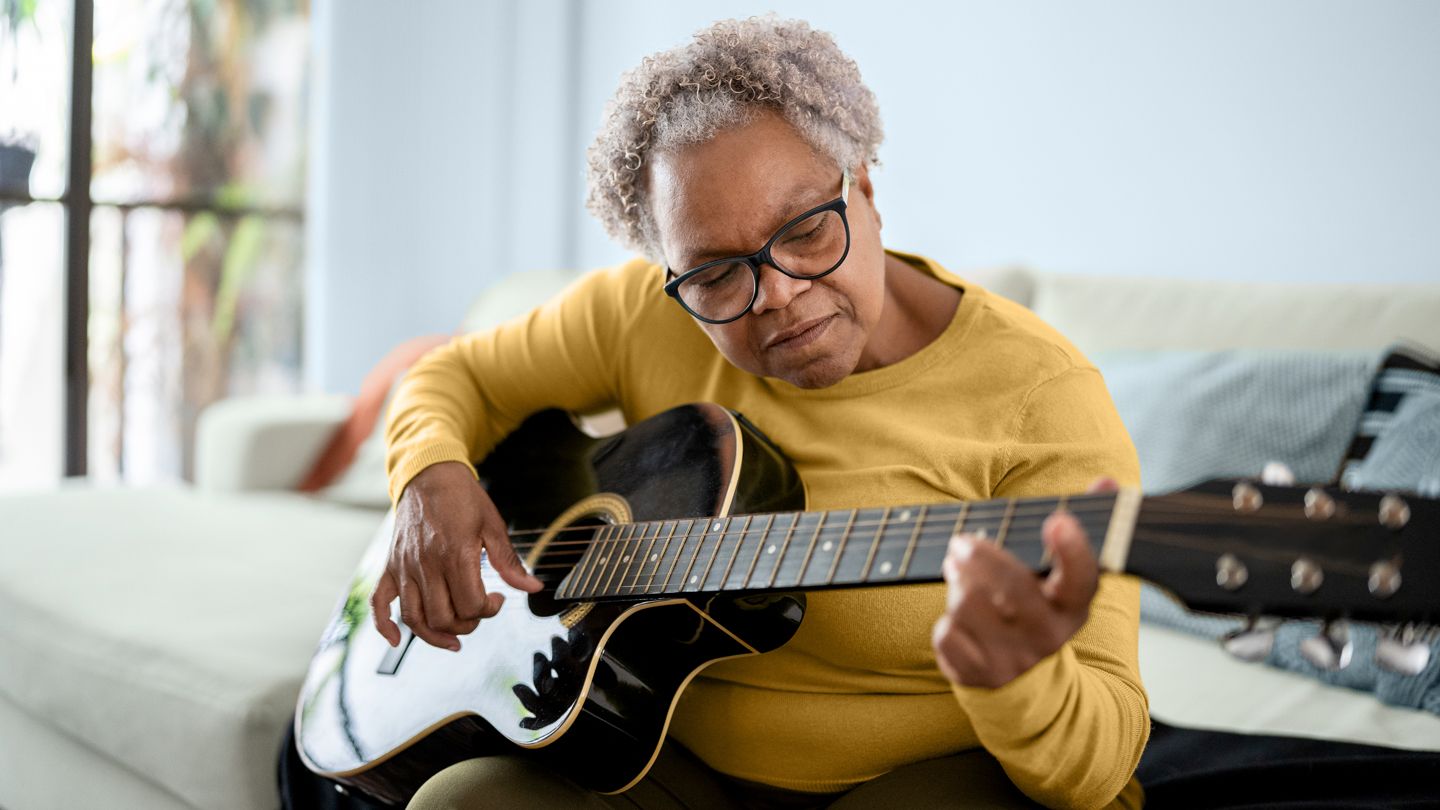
[383,261,647,505]
[953,365,1150,810]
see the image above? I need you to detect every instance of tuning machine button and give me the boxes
[1290,557,1324,595]
[1222,617,1279,662]
[1368,559,1402,599]
[1299,620,1353,671]
[1375,625,1433,676]
[1215,553,1248,591]
[1304,488,1336,520]
[1232,482,1263,513]
[1379,494,1410,530]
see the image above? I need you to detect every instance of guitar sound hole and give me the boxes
[524,520,606,617]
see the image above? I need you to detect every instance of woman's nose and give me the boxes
[751,265,812,315]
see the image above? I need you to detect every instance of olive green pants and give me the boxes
[407,743,1042,809]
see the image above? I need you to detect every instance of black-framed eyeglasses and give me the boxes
[663,171,852,324]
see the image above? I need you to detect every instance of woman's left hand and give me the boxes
[931,477,1119,689]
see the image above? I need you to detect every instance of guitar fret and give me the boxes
[708,515,753,592]
[765,511,804,588]
[952,501,972,536]
[735,512,785,590]
[678,518,719,592]
[695,516,736,592]
[868,505,923,583]
[585,524,629,597]
[858,506,892,582]
[824,508,859,584]
[586,524,628,598]
[643,521,681,596]
[790,511,827,587]
[638,521,668,588]
[745,512,796,589]
[897,504,928,578]
[800,510,840,585]
[662,519,699,593]
[903,502,965,581]
[560,525,602,599]
[995,499,1017,550]
[600,524,642,597]
[1008,495,1064,571]
[618,523,662,594]
[771,511,824,589]
[834,508,884,585]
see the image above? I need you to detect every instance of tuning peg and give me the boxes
[1222,616,1280,662]
[1375,625,1433,676]
[1378,494,1411,530]
[1299,620,1353,671]
[1260,462,1296,487]
[1232,481,1264,513]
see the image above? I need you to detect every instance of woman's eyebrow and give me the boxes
[682,182,826,263]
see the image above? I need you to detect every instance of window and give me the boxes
[0,0,308,488]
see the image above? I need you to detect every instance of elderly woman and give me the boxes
[378,16,1147,810]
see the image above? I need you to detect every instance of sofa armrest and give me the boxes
[194,394,352,493]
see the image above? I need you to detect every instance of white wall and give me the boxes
[309,0,1440,393]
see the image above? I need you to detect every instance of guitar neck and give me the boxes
[553,490,1139,601]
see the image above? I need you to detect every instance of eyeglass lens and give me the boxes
[676,208,847,321]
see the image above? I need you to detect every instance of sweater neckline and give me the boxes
[763,249,983,400]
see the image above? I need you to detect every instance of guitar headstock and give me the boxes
[1129,478,1439,627]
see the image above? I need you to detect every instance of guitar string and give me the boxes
[486,495,1122,541]
[514,511,1150,578]
[510,508,1395,589]
[485,498,1126,549]
[487,498,1320,553]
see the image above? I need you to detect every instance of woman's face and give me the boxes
[648,111,888,389]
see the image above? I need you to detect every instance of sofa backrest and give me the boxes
[965,266,1440,355]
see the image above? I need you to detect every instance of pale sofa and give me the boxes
[2,266,1439,810]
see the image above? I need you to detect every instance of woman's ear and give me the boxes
[852,163,881,230]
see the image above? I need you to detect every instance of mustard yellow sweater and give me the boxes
[385,250,1149,809]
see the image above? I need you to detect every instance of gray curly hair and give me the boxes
[585,15,884,261]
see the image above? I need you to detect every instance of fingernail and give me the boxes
[447,642,461,652]
[948,533,974,555]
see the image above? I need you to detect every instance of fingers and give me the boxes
[1086,476,1120,494]
[400,569,460,652]
[475,499,543,593]
[370,570,401,647]
[937,535,1053,686]
[1040,510,1099,615]
[417,561,463,644]
[485,536,543,593]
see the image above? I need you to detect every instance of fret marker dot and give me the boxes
[879,561,893,575]
[821,541,834,552]
[689,575,698,584]
[767,544,777,554]
[622,555,629,563]
[599,557,608,565]
[713,522,723,531]
[650,553,658,562]
[975,529,988,540]
[899,510,912,522]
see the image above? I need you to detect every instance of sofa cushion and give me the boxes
[1093,349,1376,494]
[0,484,384,810]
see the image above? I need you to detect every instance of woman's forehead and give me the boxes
[650,130,835,259]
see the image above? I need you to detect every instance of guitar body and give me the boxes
[295,404,807,803]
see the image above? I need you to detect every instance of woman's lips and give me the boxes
[767,315,833,351]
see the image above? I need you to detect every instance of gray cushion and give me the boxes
[0,484,384,810]
[1094,350,1376,494]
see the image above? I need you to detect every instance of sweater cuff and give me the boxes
[386,441,478,506]
[950,643,1079,743]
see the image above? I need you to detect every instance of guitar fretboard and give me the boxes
[553,493,1123,601]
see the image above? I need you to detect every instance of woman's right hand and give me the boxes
[370,461,543,652]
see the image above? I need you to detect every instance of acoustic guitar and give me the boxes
[294,403,1438,805]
